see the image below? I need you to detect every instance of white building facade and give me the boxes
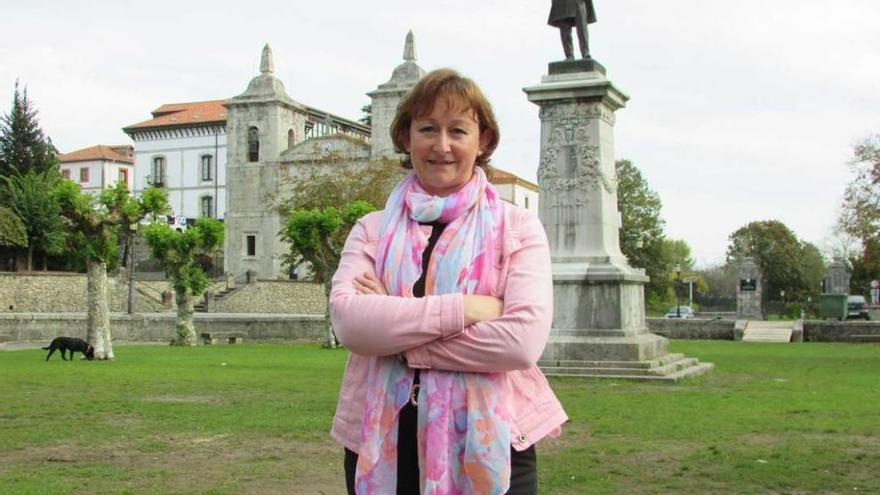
[123,102,227,223]
[58,145,135,193]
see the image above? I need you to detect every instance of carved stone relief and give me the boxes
[538,103,617,209]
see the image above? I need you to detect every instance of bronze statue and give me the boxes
[548,0,597,60]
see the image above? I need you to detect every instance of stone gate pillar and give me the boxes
[823,260,850,295]
[736,257,763,320]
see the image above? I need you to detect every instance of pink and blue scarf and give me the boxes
[355,167,511,494]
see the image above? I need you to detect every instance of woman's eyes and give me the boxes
[416,126,469,135]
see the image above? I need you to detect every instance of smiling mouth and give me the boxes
[427,160,456,166]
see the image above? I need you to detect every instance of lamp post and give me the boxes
[675,263,682,318]
[127,222,138,315]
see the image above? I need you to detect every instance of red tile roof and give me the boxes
[490,167,538,191]
[59,145,134,164]
[123,100,228,131]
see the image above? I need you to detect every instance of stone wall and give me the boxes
[0,313,326,344]
[0,273,168,313]
[0,274,326,315]
[802,320,880,342]
[211,280,325,314]
[647,318,735,340]
[646,317,880,343]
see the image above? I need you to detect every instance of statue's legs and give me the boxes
[559,22,575,60]
[574,2,591,59]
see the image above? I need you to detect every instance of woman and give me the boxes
[330,69,567,494]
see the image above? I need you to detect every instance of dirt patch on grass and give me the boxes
[0,434,348,494]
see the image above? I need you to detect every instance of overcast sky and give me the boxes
[2,0,878,267]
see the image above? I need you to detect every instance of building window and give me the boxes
[118,169,129,187]
[151,156,166,186]
[246,235,256,257]
[525,196,530,209]
[200,196,214,218]
[61,169,70,180]
[79,167,89,183]
[201,155,213,181]
[288,129,295,149]
[248,127,259,162]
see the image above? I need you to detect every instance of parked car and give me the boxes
[847,295,870,320]
[665,306,694,319]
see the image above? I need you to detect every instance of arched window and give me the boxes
[248,127,259,162]
[288,129,295,149]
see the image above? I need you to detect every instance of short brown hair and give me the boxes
[390,68,500,171]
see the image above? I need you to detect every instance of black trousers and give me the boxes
[344,401,537,494]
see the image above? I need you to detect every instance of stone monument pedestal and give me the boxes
[525,62,712,382]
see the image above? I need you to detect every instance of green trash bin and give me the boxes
[819,294,847,320]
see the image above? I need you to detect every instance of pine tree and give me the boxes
[0,80,58,176]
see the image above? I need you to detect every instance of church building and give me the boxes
[123,33,537,282]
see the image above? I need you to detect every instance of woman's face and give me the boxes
[403,97,490,197]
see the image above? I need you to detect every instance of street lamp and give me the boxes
[127,222,138,315]
[675,263,682,318]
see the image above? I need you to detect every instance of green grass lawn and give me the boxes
[1,341,878,494]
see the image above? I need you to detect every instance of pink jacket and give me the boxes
[330,202,568,453]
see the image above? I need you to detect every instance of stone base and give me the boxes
[548,58,606,75]
[542,330,668,362]
[539,353,714,382]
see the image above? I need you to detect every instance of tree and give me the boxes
[838,134,880,292]
[359,103,372,126]
[0,205,27,271]
[0,206,26,248]
[55,180,168,359]
[275,150,402,346]
[697,263,738,301]
[0,80,58,176]
[282,201,376,347]
[800,242,826,297]
[143,218,224,345]
[0,169,66,270]
[278,159,403,214]
[726,220,824,302]
[615,159,673,311]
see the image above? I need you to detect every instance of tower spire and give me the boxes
[403,30,416,62]
[260,44,274,74]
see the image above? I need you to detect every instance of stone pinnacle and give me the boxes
[260,44,274,74]
[403,30,416,62]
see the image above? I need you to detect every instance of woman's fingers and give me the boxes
[354,273,388,295]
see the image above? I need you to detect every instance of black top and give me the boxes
[412,221,447,298]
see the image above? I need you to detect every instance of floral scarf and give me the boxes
[355,167,511,494]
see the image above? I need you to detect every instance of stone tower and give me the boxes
[224,44,308,282]
[368,31,425,160]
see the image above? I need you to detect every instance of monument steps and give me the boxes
[542,353,688,370]
[539,355,714,382]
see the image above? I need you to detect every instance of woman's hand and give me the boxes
[462,295,504,326]
[353,273,502,325]
[354,272,388,296]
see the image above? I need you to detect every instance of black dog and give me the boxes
[43,337,95,361]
